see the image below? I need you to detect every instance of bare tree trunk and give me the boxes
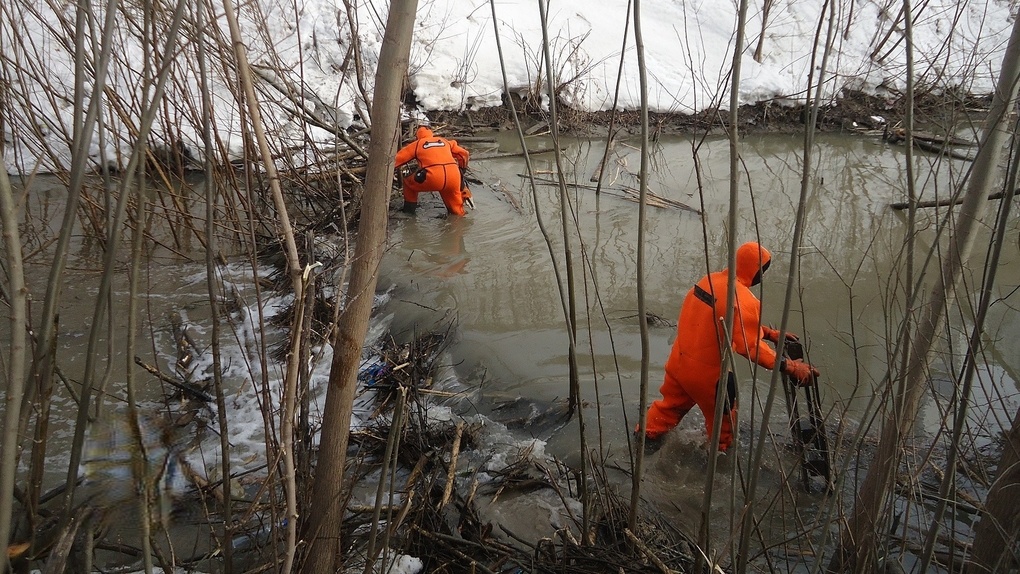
[921,90,1020,574]
[970,406,1020,572]
[537,0,587,534]
[837,12,1020,571]
[62,0,189,522]
[195,0,232,569]
[629,0,651,533]
[698,0,749,565]
[24,0,118,526]
[737,0,837,570]
[0,155,27,574]
[302,1,417,571]
[752,0,774,63]
[123,7,156,571]
[899,0,917,384]
[219,0,308,567]
[536,0,581,417]
[125,167,155,574]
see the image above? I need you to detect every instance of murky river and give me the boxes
[9,130,1020,566]
[382,131,1020,440]
[376,130,1020,557]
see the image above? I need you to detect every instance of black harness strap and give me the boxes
[694,285,716,307]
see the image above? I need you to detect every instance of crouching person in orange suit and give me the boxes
[395,126,474,216]
[638,242,820,454]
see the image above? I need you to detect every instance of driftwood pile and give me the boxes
[332,329,699,574]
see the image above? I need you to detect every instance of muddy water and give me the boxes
[377,131,1020,544]
[381,131,1019,431]
[9,131,1020,560]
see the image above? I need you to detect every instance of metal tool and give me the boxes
[781,340,834,494]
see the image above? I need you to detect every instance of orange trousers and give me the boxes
[644,371,738,451]
[402,163,469,216]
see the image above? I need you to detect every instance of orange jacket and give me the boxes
[395,126,469,170]
[666,243,777,383]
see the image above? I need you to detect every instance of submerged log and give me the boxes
[913,138,976,161]
[890,188,1019,210]
[884,127,977,161]
[884,126,976,148]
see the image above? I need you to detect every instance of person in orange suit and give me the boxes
[395,125,474,215]
[638,242,820,453]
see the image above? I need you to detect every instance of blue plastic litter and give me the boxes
[358,358,389,386]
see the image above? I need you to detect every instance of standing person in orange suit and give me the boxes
[395,125,475,216]
[638,242,820,454]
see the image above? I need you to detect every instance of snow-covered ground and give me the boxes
[2,0,1016,173]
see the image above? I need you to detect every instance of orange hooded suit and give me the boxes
[395,126,472,215]
[644,242,778,452]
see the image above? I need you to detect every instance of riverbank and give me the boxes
[420,88,992,139]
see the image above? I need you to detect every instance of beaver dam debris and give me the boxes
[29,314,700,573]
[340,329,700,573]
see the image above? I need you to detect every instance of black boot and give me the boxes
[401,200,418,214]
[634,430,664,455]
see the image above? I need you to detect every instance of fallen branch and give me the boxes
[490,182,523,211]
[133,357,213,402]
[440,422,464,510]
[473,147,562,161]
[452,136,499,143]
[620,186,701,213]
[913,138,976,161]
[411,526,499,574]
[523,175,701,213]
[251,65,369,160]
[625,528,675,574]
[885,127,976,147]
[891,189,1018,210]
[884,127,977,161]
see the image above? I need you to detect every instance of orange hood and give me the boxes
[416,126,434,139]
[735,242,771,286]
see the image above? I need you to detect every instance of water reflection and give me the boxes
[380,131,1020,449]
[372,131,1020,553]
[9,131,1019,559]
